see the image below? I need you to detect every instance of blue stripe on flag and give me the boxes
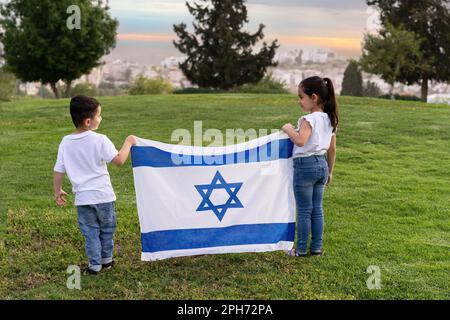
[141,223,295,253]
[131,139,293,168]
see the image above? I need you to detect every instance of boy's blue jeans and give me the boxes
[77,202,116,272]
[293,155,329,254]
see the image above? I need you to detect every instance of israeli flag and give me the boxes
[131,132,296,261]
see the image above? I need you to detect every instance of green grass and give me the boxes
[0,94,449,300]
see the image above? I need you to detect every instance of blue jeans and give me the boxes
[77,202,116,272]
[293,155,329,254]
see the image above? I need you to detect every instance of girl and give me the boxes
[282,76,339,257]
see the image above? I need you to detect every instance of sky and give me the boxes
[106,0,372,65]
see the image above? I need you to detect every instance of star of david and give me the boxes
[195,171,244,222]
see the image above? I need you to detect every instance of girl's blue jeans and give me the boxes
[76,202,116,272]
[293,155,329,254]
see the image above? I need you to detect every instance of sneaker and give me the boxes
[82,267,99,276]
[310,250,324,257]
[102,260,115,270]
[285,249,308,258]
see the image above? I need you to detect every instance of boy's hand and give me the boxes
[55,190,68,206]
[112,135,138,167]
[126,135,137,146]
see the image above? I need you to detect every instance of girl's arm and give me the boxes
[112,135,137,167]
[53,172,68,206]
[282,120,312,147]
[326,135,337,186]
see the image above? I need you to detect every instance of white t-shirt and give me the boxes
[293,112,335,158]
[54,131,119,206]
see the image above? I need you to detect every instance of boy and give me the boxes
[53,95,136,275]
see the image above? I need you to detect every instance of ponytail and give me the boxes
[300,76,339,133]
[323,78,339,133]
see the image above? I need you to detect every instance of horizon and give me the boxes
[107,0,372,65]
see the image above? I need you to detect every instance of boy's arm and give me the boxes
[53,172,68,206]
[111,135,137,167]
[326,135,337,186]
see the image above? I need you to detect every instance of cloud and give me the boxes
[108,0,369,59]
[111,1,369,38]
[109,0,367,12]
[246,4,369,38]
[248,0,367,10]
[118,34,174,42]
[109,0,187,16]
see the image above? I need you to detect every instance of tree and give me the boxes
[360,24,424,99]
[341,60,363,97]
[0,0,118,98]
[173,0,279,90]
[366,0,450,102]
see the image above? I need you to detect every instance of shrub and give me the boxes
[173,87,226,94]
[379,94,421,101]
[0,68,16,101]
[129,76,173,95]
[70,82,99,97]
[230,73,288,94]
[173,73,288,94]
[98,81,126,97]
[37,85,54,99]
[363,81,382,97]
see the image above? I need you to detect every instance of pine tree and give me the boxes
[341,60,363,97]
[173,0,279,90]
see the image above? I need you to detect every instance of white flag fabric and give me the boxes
[131,132,296,261]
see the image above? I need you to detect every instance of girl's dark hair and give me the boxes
[70,95,100,128]
[300,76,339,133]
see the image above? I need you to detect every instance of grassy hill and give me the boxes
[0,94,449,299]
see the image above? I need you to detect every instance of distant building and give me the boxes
[302,49,328,64]
[19,82,40,95]
[275,49,303,65]
[10,47,450,98]
[81,66,104,87]
[161,56,186,69]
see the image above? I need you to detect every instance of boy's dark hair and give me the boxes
[70,95,100,128]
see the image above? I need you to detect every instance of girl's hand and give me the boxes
[326,173,333,186]
[55,189,68,206]
[282,123,295,133]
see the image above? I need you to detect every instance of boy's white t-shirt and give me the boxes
[54,131,119,206]
[293,112,335,158]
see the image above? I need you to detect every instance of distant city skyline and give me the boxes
[107,0,373,65]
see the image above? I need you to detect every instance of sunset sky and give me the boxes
[107,0,372,64]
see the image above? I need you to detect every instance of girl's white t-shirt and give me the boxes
[293,112,335,158]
